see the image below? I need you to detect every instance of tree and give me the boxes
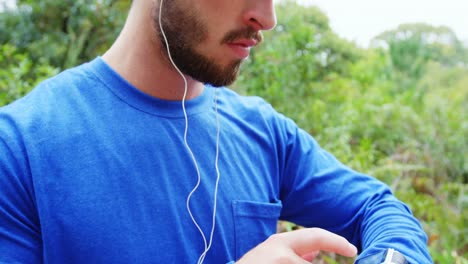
[372,23,468,80]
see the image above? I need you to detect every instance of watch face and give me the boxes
[354,250,386,264]
[355,249,408,264]
[382,248,408,264]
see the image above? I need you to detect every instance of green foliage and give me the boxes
[0,0,129,69]
[0,43,58,105]
[1,0,467,263]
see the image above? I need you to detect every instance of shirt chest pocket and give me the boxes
[232,200,283,260]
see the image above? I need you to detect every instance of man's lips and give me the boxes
[230,39,258,48]
[227,39,258,59]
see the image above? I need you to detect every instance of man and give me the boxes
[0,0,432,263]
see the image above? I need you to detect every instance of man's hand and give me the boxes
[235,228,358,263]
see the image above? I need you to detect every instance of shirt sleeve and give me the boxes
[0,118,42,263]
[276,115,432,263]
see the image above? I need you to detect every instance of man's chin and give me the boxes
[195,64,241,87]
[203,77,236,88]
[204,72,239,87]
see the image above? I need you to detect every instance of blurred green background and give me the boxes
[0,0,466,263]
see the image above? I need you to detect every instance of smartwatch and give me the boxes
[354,248,408,264]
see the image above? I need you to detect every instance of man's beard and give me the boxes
[153,0,262,87]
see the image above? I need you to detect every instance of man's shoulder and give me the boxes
[2,60,98,109]
[218,87,274,114]
[0,60,102,136]
[29,59,101,102]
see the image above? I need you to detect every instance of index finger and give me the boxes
[274,228,358,257]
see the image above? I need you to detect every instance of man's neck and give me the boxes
[101,2,204,101]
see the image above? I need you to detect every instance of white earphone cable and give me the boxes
[158,1,221,263]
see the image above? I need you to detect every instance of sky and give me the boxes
[296,0,468,47]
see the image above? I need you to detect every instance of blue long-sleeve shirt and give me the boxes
[0,57,432,263]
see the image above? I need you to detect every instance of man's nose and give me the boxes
[242,0,277,31]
